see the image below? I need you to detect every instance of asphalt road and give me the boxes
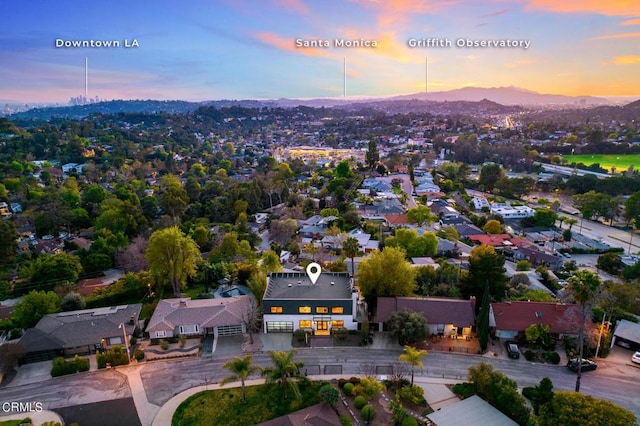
[139,347,640,416]
[2,347,640,422]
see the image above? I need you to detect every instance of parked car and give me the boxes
[567,358,597,372]
[632,352,640,365]
[505,341,520,359]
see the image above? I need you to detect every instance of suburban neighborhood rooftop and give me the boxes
[265,272,352,300]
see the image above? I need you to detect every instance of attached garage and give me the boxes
[216,324,243,336]
[266,321,294,333]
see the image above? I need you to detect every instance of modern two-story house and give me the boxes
[262,272,362,335]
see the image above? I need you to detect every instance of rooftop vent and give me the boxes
[179,299,187,307]
[331,281,335,285]
[288,283,292,287]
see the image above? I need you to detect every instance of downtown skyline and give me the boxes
[2,0,640,103]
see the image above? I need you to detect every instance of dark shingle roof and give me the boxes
[20,304,142,352]
[375,297,475,327]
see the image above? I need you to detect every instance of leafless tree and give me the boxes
[115,235,149,272]
[241,298,263,345]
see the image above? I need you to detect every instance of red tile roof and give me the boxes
[467,234,512,247]
[491,301,593,335]
[385,214,409,225]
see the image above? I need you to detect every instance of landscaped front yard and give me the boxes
[172,380,324,426]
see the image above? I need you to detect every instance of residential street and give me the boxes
[2,345,640,425]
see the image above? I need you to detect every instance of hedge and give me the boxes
[51,355,89,377]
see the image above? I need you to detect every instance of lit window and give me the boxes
[270,306,283,314]
[331,320,344,328]
[331,307,344,314]
[299,320,312,328]
[316,307,328,314]
[299,306,311,313]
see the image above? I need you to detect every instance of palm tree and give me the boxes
[565,217,578,231]
[567,269,600,393]
[262,350,304,400]
[343,237,359,277]
[220,355,262,403]
[398,345,428,386]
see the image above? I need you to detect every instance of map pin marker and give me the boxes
[306,262,322,285]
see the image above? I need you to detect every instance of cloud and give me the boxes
[254,32,332,57]
[613,55,640,64]
[525,0,640,16]
[351,0,454,27]
[272,0,309,14]
[481,9,509,18]
[591,31,640,40]
[621,18,640,25]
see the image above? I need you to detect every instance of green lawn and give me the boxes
[172,380,324,426]
[564,154,640,172]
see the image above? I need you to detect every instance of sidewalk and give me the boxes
[117,363,161,426]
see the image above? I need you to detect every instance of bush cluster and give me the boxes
[397,384,426,406]
[134,348,145,361]
[354,396,367,409]
[97,345,130,369]
[51,355,89,377]
[343,382,355,396]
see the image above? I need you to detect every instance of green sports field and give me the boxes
[564,154,640,173]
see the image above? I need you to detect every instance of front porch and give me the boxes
[420,334,481,355]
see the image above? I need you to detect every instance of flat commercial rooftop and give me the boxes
[264,272,352,300]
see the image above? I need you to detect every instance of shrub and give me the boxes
[339,415,352,426]
[319,384,339,406]
[516,260,531,271]
[338,378,348,388]
[397,384,425,406]
[524,349,535,361]
[293,328,307,343]
[160,339,169,350]
[361,405,375,421]
[545,351,560,364]
[402,416,419,426]
[97,345,129,369]
[130,337,137,345]
[452,382,476,399]
[179,334,187,348]
[134,349,145,361]
[354,395,367,409]
[343,382,355,396]
[349,376,361,385]
[74,355,90,372]
[51,355,89,377]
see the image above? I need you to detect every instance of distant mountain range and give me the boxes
[5,86,637,120]
[388,86,611,106]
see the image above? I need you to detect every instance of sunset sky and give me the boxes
[2,0,640,103]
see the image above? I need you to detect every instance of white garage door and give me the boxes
[217,324,243,336]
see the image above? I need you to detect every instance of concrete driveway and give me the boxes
[5,360,52,387]
[212,335,244,356]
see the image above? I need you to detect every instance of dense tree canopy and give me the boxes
[357,247,416,300]
[388,310,429,345]
[13,290,60,329]
[459,245,508,305]
[537,391,636,426]
[384,228,438,258]
[145,226,202,297]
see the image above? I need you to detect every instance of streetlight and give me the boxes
[118,323,131,362]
